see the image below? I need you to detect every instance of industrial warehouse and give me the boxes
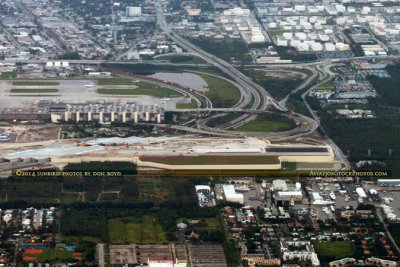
[0,136,339,174]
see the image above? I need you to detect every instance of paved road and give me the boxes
[376,208,400,256]
[154,0,325,137]
[299,68,351,170]
[279,66,318,108]
[97,243,105,267]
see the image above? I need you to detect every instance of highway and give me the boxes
[4,2,393,168]
[298,67,351,170]
[279,66,318,108]
[153,0,319,136]
[154,0,260,111]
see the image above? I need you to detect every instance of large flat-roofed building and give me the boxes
[108,244,226,267]
[223,184,244,204]
[136,155,281,171]
[1,137,340,172]
[51,103,164,123]
[109,244,187,267]
[0,102,165,124]
[148,258,174,267]
[187,244,228,267]
[265,144,334,163]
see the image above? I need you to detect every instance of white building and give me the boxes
[223,184,244,204]
[273,179,287,191]
[127,6,141,17]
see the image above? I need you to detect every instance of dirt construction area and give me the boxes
[8,125,60,143]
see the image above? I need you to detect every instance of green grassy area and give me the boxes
[100,192,119,201]
[13,81,59,86]
[206,113,243,127]
[24,249,76,262]
[0,71,16,79]
[157,54,207,64]
[389,224,400,247]
[98,82,183,98]
[61,192,80,203]
[10,88,58,93]
[240,68,304,100]
[61,235,103,244]
[287,92,314,118]
[108,215,168,244]
[191,38,252,63]
[314,241,357,261]
[97,78,133,85]
[176,99,198,109]
[199,73,241,108]
[314,79,335,91]
[164,112,198,125]
[224,242,240,266]
[233,113,296,132]
[0,179,63,204]
[1,174,214,245]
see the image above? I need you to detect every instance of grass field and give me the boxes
[24,249,77,262]
[13,81,59,86]
[313,241,357,261]
[191,38,251,63]
[108,215,168,244]
[98,82,183,98]
[176,99,198,109]
[0,71,16,79]
[157,55,207,64]
[10,88,58,93]
[206,113,242,127]
[199,73,241,108]
[61,192,80,203]
[137,177,172,200]
[97,78,133,85]
[234,114,296,132]
[240,68,304,101]
[61,235,103,244]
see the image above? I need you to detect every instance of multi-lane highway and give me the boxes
[154,0,316,136]
[4,2,393,168]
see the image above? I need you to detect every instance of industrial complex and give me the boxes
[0,136,339,175]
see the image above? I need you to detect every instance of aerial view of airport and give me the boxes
[0,0,400,266]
